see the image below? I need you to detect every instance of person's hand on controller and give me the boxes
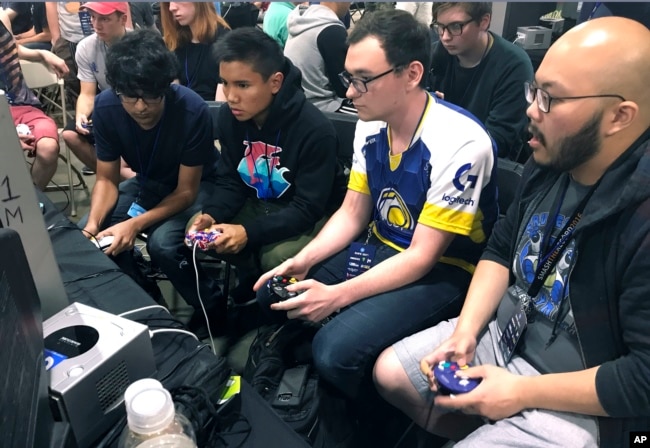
[75,114,92,135]
[420,329,479,391]
[188,212,216,234]
[419,330,527,420]
[95,219,141,256]
[187,213,225,251]
[205,223,248,254]
[432,362,527,421]
[185,228,221,249]
[93,235,115,251]
[433,361,482,395]
[17,132,36,153]
[254,257,343,322]
[268,275,302,300]
[254,257,310,292]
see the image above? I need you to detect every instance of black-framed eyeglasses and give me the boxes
[338,67,395,93]
[524,81,626,114]
[115,90,165,106]
[432,18,475,37]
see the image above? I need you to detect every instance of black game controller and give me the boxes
[267,275,302,301]
[433,361,482,395]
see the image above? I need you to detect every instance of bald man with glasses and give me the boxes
[375,16,650,448]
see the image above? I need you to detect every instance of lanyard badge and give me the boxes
[345,228,376,280]
[498,300,528,364]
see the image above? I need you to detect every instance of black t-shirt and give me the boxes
[174,27,229,101]
[496,174,592,374]
[447,59,481,107]
[93,84,218,199]
[31,2,47,34]
[2,2,32,35]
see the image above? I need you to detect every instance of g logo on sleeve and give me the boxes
[452,163,478,192]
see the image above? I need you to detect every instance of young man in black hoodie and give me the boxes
[160,27,346,333]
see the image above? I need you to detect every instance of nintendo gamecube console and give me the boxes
[515,26,553,50]
[43,302,156,448]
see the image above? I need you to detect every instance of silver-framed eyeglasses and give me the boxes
[524,81,626,113]
[432,18,474,37]
[338,67,395,93]
[115,91,165,106]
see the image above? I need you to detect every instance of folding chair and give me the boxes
[349,2,365,23]
[496,158,524,217]
[19,59,88,216]
[323,111,357,175]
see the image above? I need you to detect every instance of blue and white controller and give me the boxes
[433,361,482,395]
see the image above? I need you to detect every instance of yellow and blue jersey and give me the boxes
[348,93,498,273]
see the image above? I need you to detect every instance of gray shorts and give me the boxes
[393,318,599,448]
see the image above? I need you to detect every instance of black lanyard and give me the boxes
[526,175,598,298]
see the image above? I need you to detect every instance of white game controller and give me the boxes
[92,235,115,251]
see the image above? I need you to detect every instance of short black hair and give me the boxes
[348,10,431,88]
[212,27,284,80]
[105,29,179,96]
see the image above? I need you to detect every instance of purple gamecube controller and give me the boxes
[433,361,482,395]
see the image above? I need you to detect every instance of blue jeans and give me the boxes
[146,181,223,312]
[258,233,472,398]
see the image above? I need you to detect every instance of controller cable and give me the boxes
[191,240,217,355]
[392,393,436,448]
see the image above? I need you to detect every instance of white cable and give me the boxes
[118,304,170,318]
[150,328,199,342]
[222,4,232,19]
[193,241,217,355]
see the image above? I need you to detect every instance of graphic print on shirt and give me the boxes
[513,211,577,334]
[376,187,415,232]
[237,140,291,199]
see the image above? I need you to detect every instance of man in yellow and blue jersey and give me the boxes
[255,9,498,401]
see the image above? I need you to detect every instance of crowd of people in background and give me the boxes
[2,3,649,447]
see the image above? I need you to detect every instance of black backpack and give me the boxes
[243,321,321,444]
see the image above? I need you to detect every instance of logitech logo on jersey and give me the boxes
[441,194,474,206]
[452,163,478,192]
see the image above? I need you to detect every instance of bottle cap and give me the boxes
[124,379,175,435]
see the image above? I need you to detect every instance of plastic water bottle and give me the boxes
[118,379,197,448]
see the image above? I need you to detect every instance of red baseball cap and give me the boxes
[81,2,129,15]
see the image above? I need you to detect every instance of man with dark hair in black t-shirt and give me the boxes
[429,2,533,160]
[81,29,218,305]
